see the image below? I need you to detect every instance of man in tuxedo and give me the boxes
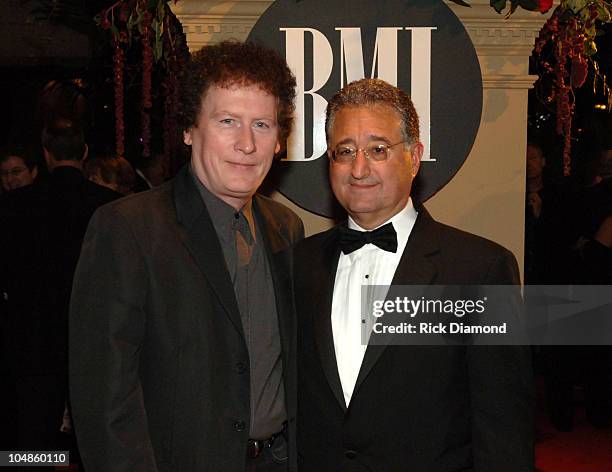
[294,79,533,471]
[70,41,303,471]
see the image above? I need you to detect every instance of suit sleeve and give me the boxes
[468,249,535,471]
[69,205,158,472]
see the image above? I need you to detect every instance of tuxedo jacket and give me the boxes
[69,165,303,472]
[294,207,534,472]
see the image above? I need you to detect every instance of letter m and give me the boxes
[337,27,436,161]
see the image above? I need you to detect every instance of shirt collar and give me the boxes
[189,164,256,240]
[346,198,418,258]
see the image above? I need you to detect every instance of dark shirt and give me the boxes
[190,167,285,439]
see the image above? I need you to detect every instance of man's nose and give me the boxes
[350,150,371,179]
[235,126,256,154]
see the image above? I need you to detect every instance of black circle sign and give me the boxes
[249,0,482,217]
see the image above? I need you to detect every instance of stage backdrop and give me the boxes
[171,0,551,279]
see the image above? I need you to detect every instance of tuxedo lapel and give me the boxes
[312,228,347,411]
[353,208,440,394]
[173,167,244,337]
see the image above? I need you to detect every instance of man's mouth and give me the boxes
[227,161,256,168]
[350,181,378,188]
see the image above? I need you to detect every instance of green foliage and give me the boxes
[491,0,508,14]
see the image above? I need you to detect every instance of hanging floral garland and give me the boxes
[112,32,126,158]
[97,0,610,175]
[96,0,188,161]
[451,0,612,175]
[533,0,611,175]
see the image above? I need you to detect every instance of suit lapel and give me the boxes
[353,208,440,395]
[173,167,244,337]
[312,228,347,411]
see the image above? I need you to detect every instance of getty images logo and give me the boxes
[248,0,482,215]
[282,27,437,163]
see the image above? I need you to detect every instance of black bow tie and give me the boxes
[339,223,398,254]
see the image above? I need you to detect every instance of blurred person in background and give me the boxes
[133,150,169,192]
[524,141,565,284]
[0,145,38,193]
[0,118,120,457]
[85,155,136,195]
[569,146,612,428]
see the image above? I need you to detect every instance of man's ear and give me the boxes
[81,144,89,161]
[183,129,193,146]
[410,142,424,177]
[31,166,38,179]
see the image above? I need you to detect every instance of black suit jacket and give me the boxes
[1,167,120,377]
[0,167,120,450]
[294,207,534,472]
[133,170,153,193]
[69,165,303,472]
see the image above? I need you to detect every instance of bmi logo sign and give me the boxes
[248,0,482,217]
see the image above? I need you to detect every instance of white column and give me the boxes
[429,0,551,278]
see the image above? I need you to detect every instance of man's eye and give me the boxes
[254,121,270,129]
[370,145,387,155]
[220,118,234,125]
[337,147,355,156]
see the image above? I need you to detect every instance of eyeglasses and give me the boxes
[329,141,409,164]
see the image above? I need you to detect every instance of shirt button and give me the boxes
[345,450,357,459]
[234,420,246,432]
[235,362,246,374]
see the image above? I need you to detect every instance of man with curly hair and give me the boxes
[70,41,303,472]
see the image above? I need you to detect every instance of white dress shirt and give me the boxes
[331,199,418,407]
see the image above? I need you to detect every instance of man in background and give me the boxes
[133,151,168,191]
[0,145,38,192]
[0,119,119,454]
[85,155,136,195]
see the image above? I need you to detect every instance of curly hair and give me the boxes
[177,41,297,143]
[325,78,419,145]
